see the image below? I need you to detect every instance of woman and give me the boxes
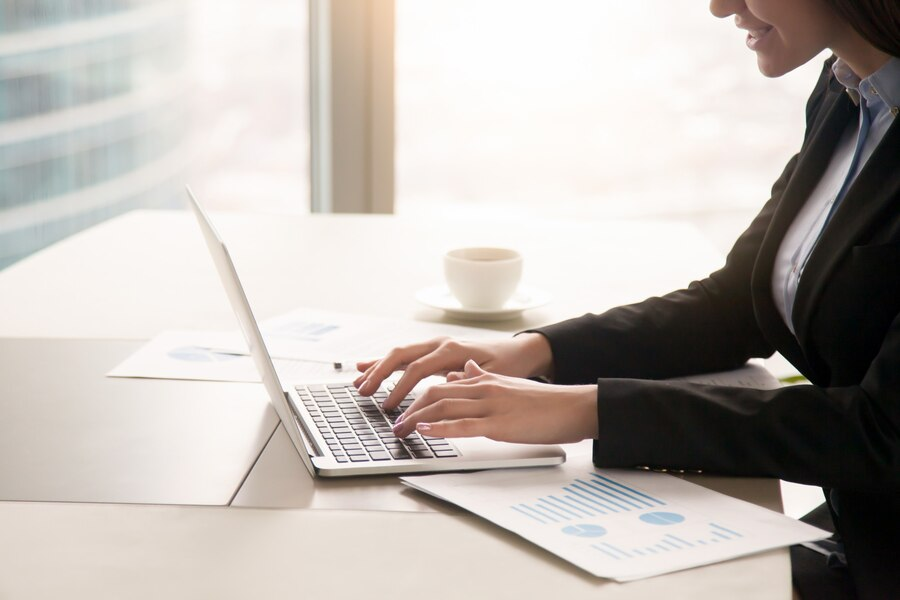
[356,1,900,597]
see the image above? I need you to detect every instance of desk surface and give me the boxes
[0,209,725,338]
[0,209,791,598]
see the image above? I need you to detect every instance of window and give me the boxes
[0,0,309,269]
[394,0,826,246]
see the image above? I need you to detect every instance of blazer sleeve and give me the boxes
[589,309,900,493]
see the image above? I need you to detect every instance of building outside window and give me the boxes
[0,0,190,269]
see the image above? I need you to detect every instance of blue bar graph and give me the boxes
[614,523,746,560]
[512,472,668,524]
[507,471,751,564]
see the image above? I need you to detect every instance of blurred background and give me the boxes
[0,0,827,269]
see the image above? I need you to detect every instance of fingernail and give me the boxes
[395,412,406,424]
[358,379,369,394]
[416,423,432,433]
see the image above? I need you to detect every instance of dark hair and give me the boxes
[823,0,900,57]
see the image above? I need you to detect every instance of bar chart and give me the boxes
[402,465,828,581]
[591,521,746,561]
[508,471,749,564]
[510,472,667,524]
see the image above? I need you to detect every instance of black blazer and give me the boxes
[535,58,900,597]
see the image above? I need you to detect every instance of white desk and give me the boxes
[0,209,791,598]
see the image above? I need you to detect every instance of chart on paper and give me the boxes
[508,472,748,564]
[401,464,828,582]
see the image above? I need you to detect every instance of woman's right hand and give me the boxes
[353,333,554,410]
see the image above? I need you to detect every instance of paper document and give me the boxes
[107,330,354,383]
[210,307,500,361]
[401,463,828,582]
[108,308,501,384]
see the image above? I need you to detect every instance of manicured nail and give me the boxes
[395,412,406,424]
[416,423,432,433]
[358,379,370,394]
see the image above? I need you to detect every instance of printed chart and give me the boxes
[508,472,748,566]
[402,463,828,581]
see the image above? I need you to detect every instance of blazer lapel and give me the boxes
[751,89,855,379]
[793,114,900,352]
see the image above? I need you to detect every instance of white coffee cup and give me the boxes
[443,247,523,310]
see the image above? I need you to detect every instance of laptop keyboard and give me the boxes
[295,383,459,464]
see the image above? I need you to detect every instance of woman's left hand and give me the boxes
[391,360,599,444]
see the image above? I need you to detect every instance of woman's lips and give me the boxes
[746,26,774,51]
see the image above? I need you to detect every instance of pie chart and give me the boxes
[639,511,686,526]
[561,524,607,538]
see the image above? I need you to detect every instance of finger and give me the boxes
[392,399,488,438]
[353,361,378,387]
[357,339,441,397]
[415,418,486,439]
[356,359,377,372]
[445,370,465,382]
[383,345,459,408]
[355,359,377,374]
[464,359,486,378]
[396,380,488,421]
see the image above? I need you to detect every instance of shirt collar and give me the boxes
[833,56,900,117]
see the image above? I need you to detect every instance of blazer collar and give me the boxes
[792,112,900,347]
[751,87,855,380]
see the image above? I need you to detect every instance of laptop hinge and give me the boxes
[286,392,325,457]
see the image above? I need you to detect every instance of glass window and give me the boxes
[0,0,309,269]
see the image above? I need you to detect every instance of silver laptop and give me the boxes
[185,187,565,477]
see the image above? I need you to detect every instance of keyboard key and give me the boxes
[411,448,433,459]
[368,451,391,461]
[434,449,458,457]
[349,455,371,462]
[390,448,412,460]
[335,456,349,463]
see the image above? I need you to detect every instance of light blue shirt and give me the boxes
[772,57,900,334]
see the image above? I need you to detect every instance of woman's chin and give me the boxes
[756,56,799,78]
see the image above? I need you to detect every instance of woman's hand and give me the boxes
[354,333,554,410]
[391,360,598,444]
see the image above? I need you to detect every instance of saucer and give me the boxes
[415,285,550,321]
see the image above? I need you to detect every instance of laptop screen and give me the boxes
[185,186,317,476]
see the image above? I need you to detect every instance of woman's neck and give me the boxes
[831,27,892,78]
